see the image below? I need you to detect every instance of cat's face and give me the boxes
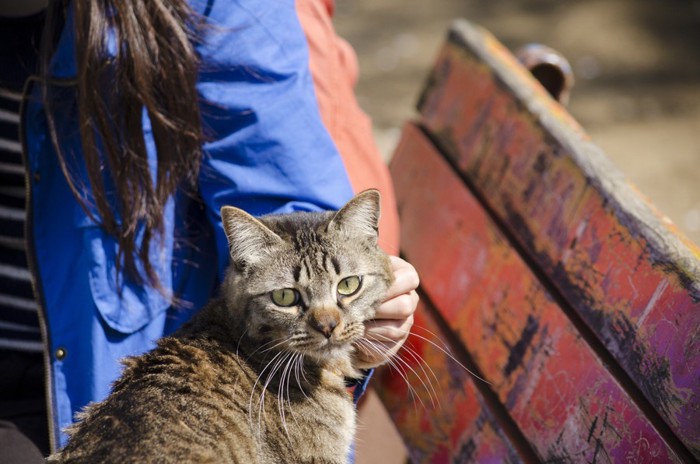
[220,190,393,366]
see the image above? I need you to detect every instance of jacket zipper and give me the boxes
[20,76,58,454]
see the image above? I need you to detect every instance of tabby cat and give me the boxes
[48,189,394,464]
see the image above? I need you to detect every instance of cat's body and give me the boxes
[49,301,356,463]
[48,190,393,464]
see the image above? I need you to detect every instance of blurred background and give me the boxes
[335,0,700,247]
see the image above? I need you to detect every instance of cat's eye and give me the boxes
[337,276,361,296]
[271,288,300,307]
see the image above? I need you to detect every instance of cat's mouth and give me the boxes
[307,335,354,357]
[277,327,359,359]
[315,336,345,350]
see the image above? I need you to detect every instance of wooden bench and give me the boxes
[373,19,700,463]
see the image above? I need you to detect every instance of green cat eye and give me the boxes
[337,276,361,296]
[271,288,300,307]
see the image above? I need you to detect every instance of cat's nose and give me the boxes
[311,319,337,339]
[309,309,341,339]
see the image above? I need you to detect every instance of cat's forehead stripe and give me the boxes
[292,250,343,282]
[331,256,341,275]
[320,253,329,274]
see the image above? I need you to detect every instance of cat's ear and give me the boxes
[221,206,283,268]
[328,189,381,243]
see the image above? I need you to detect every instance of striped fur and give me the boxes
[49,190,393,463]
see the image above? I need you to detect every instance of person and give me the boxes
[0,0,420,461]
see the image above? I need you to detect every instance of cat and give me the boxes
[47,189,394,464]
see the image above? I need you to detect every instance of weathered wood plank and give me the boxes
[416,20,700,458]
[389,123,683,462]
[375,300,522,463]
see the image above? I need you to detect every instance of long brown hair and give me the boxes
[45,0,203,294]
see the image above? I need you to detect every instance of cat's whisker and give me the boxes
[259,337,293,354]
[355,339,426,410]
[358,339,425,409]
[235,326,251,357]
[277,351,299,437]
[248,350,285,429]
[260,351,292,433]
[283,353,301,430]
[282,353,302,429]
[287,334,313,346]
[297,352,312,388]
[369,326,491,385]
[285,353,297,406]
[276,357,287,437]
[241,336,287,368]
[288,340,316,351]
[244,334,303,432]
[361,332,442,409]
[393,341,442,409]
[383,350,434,413]
[293,353,310,400]
[390,341,441,409]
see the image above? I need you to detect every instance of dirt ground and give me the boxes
[335,0,700,247]
[334,1,700,462]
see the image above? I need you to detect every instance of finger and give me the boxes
[385,256,420,301]
[355,340,396,361]
[374,290,419,320]
[364,315,414,343]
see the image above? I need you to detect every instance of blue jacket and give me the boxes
[23,0,355,449]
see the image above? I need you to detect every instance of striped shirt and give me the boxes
[0,88,42,352]
[0,11,46,352]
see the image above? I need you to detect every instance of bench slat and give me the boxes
[386,122,683,462]
[416,20,700,458]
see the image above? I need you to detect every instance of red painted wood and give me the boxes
[375,301,522,463]
[416,20,700,458]
[387,123,682,462]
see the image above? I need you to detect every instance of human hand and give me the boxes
[354,256,420,369]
